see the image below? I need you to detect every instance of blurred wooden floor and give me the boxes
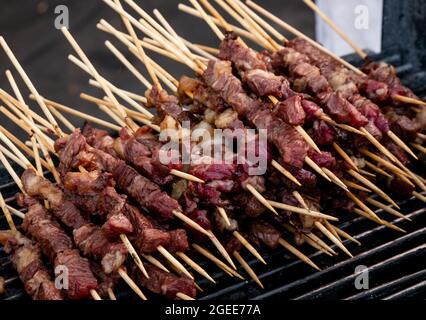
[0,0,314,140]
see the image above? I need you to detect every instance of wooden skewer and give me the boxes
[0,89,56,133]
[104,40,152,89]
[90,289,102,300]
[314,221,353,258]
[322,168,349,192]
[353,208,406,233]
[412,191,426,204]
[304,156,331,182]
[157,245,193,279]
[332,143,358,171]
[360,149,410,179]
[245,184,277,215]
[0,37,63,136]
[360,128,397,163]
[366,198,410,221]
[209,231,236,269]
[292,191,309,211]
[0,192,16,231]
[116,0,161,90]
[176,251,216,283]
[214,0,274,50]
[393,94,426,106]
[268,200,338,221]
[120,234,149,278]
[417,133,426,140]
[387,131,418,160]
[323,219,341,242]
[357,168,376,178]
[304,231,338,256]
[0,142,28,170]
[347,169,399,208]
[38,96,121,131]
[192,244,244,279]
[364,160,392,179]
[346,192,382,222]
[233,231,266,265]
[341,179,371,193]
[5,70,44,177]
[89,78,147,103]
[107,288,117,300]
[142,254,170,273]
[279,238,321,271]
[331,225,361,246]
[217,206,231,227]
[411,143,426,155]
[61,27,126,119]
[233,251,264,289]
[282,223,334,256]
[393,157,426,192]
[176,292,195,300]
[226,0,280,50]
[68,54,153,121]
[118,267,148,300]
[302,0,367,59]
[178,3,259,43]
[232,0,286,43]
[48,106,76,132]
[271,160,301,186]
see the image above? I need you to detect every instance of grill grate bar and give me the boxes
[383,281,426,300]
[294,244,426,300]
[345,269,426,300]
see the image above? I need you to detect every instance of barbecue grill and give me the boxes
[0,0,425,300]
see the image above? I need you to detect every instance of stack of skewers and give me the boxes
[0,0,424,300]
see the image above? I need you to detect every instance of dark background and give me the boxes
[0,0,314,140]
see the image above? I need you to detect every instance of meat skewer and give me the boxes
[0,127,199,300]
[0,88,151,282]
[171,2,405,216]
[302,0,426,109]
[243,0,422,163]
[0,144,151,300]
[97,3,402,258]
[0,230,63,300]
[195,0,425,199]
[237,0,426,195]
[155,3,414,228]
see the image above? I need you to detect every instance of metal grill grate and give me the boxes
[0,50,425,301]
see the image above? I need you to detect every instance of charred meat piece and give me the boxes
[21,169,87,230]
[130,263,196,300]
[0,230,63,300]
[63,170,132,237]
[249,220,281,250]
[204,59,310,167]
[73,224,128,274]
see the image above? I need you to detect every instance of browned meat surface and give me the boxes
[0,230,63,300]
[130,263,196,300]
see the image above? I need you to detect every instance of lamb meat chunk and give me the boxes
[73,224,127,274]
[219,32,268,71]
[54,249,98,300]
[249,220,281,249]
[273,95,306,126]
[130,264,196,300]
